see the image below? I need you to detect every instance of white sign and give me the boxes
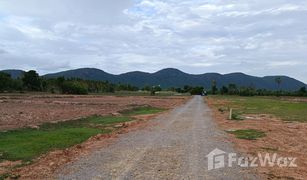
[206,148,297,170]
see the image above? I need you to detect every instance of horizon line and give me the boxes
[1,67,306,84]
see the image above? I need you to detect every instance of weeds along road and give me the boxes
[57,96,258,180]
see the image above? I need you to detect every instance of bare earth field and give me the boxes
[206,96,307,180]
[0,94,187,131]
[2,94,305,179]
[0,94,189,178]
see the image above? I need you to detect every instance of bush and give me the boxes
[239,87,255,96]
[190,86,204,95]
[61,81,88,95]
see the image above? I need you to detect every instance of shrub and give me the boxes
[61,81,88,95]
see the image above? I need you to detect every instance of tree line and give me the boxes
[0,70,306,96]
[167,79,307,96]
[167,86,205,95]
[0,70,139,94]
[208,80,307,97]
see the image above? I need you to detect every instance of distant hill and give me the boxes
[43,68,115,81]
[42,68,306,91]
[1,69,25,79]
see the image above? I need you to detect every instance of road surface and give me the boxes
[57,96,258,179]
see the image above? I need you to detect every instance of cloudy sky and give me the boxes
[0,0,306,83]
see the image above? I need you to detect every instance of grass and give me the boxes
[88,116,133,125]
[0,173,20,180]
[210,95,307,122]
[0,127,104,162]
[227,129,266,140]
[230,112,244,121]
[121,106,165,116]
[0,105,164,164]
[0,116,135,162]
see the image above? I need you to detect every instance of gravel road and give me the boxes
[57,96,258,179]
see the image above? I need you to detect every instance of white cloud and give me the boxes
[0,0,306,83]
[0,0,134,24]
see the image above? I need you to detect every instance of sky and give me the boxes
[0,0,306,83]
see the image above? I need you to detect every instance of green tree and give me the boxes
[142,85,151,91]
[183,85,192,93]
[11,78,23,91]
[275,77,282,90]
[0,72,12,92]
[275,77,282,96]
[220,86,228,95]
[211,80,218,95]
[61,81,88,95]
[153,85,162,92]
[175,88,183,93]
[150,85,162,95]
[298,87,307,96]
[56,77,65,91]
[22,70,41,91]
[228,84,238,95]
[190,86,204,95]
[41,79,48,91]
[239,87,255,96]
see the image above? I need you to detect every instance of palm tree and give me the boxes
[211,80,218,95]
[275,77,282,96]
[275,77,282,90]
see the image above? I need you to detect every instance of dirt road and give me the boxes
[57,96,258,179]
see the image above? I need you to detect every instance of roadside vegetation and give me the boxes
[227,129,266,140]
[210,95,307,122]
[0,106,164,165]
[121,106,164,116]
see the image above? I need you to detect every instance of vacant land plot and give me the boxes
[0,94,188,179]
[0,94,188,131]
[207,96,307,179]
[212,95,307,122]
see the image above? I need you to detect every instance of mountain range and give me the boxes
[2,68,306,91]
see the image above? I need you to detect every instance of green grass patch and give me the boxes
[210,95,307,122]
[88,116,133,125]
[0,127,103,162]
[0,115,136,163]
[227,129,266,140]
[121,106,165,116]
[231,112,244,121]
[0,173,19,180]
